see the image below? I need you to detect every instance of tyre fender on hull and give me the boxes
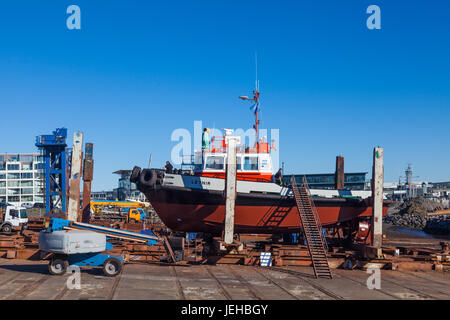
[130,166,142,183]
[140,169,157,187]
[156,170,165,185]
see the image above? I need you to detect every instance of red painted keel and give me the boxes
[150,201,388,234]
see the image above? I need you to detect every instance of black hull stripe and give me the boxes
[140,185,369,208]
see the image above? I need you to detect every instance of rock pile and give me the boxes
[397,197,443,216]
[384,197,447,231]
[424,216,450,235]
[384,212,428,229]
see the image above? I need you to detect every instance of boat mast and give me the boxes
[254,54,259,147]
[253,86,260,152]
[239,54,260,152]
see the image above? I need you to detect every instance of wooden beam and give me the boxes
[67,131,83,221]
[81,143,93,223]
[223,135,240,244]
[371,147,384,248]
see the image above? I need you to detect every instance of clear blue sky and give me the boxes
[0,1,449,191]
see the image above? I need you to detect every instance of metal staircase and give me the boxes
[291,176,332,279]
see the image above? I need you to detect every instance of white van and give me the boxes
[0,203,28,233]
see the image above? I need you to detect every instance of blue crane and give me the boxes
[35,128,68,217]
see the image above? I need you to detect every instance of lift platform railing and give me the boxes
[45,218,159,245]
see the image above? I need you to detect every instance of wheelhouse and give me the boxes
[194,135,275,182]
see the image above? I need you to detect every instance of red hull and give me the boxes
[133,170,389,234]
[150,200,388,234]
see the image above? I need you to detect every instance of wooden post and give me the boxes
[67,131,83,221]
[371,147,384,248]
[65,153,70,218]
[335,156,344,190]
[223,135,240,244]
[81,143,93,223]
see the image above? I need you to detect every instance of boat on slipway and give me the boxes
[131,87,388,236]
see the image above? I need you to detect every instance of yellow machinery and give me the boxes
[428,209,450,216]
[90,200,149,222]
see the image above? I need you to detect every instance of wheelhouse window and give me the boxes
[243,156,258,171]
[194,153,203,171]
[224,156,242,170]
[236,157,242,170]
[205,156,224,170]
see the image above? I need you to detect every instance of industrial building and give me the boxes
[91,190,115,201]
[0,153,44,205]
[430,181,450,198]
[89,170,146,201]
[114,169,147,201]
[381,164,450,205]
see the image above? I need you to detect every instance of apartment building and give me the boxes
[0,153,44,205]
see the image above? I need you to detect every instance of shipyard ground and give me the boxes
[0,258,448,300]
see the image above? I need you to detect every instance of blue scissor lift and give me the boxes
[39,218,159,277]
